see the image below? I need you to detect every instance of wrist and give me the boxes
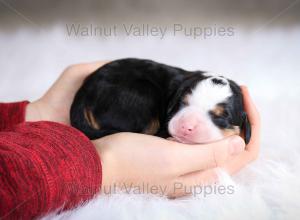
[92,138,118,192]
[25,101,42,122]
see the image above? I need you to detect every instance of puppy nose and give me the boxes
[181,124,196,135]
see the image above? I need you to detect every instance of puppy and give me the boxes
[70,58,251,144]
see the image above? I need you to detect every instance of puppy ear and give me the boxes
[241,111,251,144]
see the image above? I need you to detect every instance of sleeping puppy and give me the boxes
[70,58,251,144]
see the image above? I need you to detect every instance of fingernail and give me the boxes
[229,136,245,155]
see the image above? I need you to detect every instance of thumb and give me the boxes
[212,136,245,167]
[171,135,245,176]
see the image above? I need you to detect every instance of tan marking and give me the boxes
[143,119,160,135]
[212,105,225,116]
[221,126,240,138]
[84,108,101,130]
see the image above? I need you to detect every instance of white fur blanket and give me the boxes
[43,149,300,220]
[1,26,299,220]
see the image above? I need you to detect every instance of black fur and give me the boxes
[70,58,251,143]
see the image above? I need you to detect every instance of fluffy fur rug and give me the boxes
[1,25,300,220]
[43,151,300,220]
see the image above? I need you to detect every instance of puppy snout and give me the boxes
[178,115,200,136]
[180,123,196,135]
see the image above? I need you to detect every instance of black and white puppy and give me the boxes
[70,58,251,144]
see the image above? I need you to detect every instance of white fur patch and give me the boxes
[188,75,232,113]
[167,75,232,144]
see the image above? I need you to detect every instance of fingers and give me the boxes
[61,60,110,92]
[64,60,110,77]
[45,61,110,101]
[241,86,260,127]
[169,136,245,176]
[69,61,110,76]
[85,60,110,73]
[240,86,261,155]
[222,86,261,175]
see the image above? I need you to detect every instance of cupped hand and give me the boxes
[222,86,261,173]
[26,61,108,124]
[93,133,245,197]
[93,86,260,197]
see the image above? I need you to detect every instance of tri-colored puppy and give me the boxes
[70,58,250,144]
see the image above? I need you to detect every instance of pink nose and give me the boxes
[180,124,196,135]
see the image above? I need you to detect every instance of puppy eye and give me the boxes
[213,117,228,128]
[222,110,229,118]
[209,111,230,129]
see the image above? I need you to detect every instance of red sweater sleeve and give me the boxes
[0,121,102,219]
[0,101,29,131]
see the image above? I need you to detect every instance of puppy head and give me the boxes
[168,74,251,144]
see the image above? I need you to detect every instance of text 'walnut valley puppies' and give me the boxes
[70,58,251,144]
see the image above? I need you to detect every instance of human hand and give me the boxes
[93,133,245,197]
[25,61,109,124]
[222,86,261,173]
[93,86,259,198]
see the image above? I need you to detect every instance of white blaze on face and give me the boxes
[189,76,232,113]
[168,76,233,144]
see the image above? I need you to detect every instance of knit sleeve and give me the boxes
[0,121,102,219]
[0,101,29,131]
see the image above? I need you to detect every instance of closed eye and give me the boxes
[209,111,231,129]
[222,110,229,118]
[212,116,228,128]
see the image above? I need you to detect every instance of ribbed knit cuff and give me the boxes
[0,101,29,131]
